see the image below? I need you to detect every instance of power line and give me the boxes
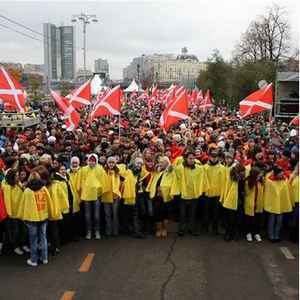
[0,22,43,42]
[0,14,44,37]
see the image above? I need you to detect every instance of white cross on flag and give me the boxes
[0,65,26,112]
[65,80,91,109]
[89,85,121,121]
[239,83,273,118]
[50,90,80,131]
[199,90,214,110]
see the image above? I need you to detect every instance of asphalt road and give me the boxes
[0,224,298,300]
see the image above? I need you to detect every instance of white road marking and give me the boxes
[280,247,295,260]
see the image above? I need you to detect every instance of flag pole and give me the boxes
[118,114,121,139]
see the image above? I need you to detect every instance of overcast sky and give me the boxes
[0,0,299,79]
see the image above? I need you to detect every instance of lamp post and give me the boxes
[71,13,98,79]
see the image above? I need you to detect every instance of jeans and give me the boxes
[178,199,197,233]
[26,221,48,263]
[104,198,121,235]
[84,200,101,233]
[268,213,283,240]
[203,196,220,232]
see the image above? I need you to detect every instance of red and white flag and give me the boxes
[50,90,80,131]
[0,65,26,112]
[159,90,189,132]
[199,90,214,110]
[290,115,299,126]
[190,89,197,104]
[196,90,204,105]
[66,80,91,109]
[90,85,121,121]
[239,83,273,118]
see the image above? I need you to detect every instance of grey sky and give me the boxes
[0,0,299,79]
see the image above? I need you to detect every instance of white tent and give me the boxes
[91,74,107,96]
[124,79,143,93]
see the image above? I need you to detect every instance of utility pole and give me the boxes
[71,13,98,79]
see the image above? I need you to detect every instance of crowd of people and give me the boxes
[0,94,298,267]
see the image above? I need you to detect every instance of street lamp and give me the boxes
[71,12,98,78]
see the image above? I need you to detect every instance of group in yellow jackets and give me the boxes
[1,151,299,267]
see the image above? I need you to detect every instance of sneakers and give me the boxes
[86,232,92,240]
[22,245,30,253]
[0,242,3,255]
[95,231,101,240]
[42,259,48,265]
[14,247,24,256]
[246,233,253,242]
[254,234,262,242]
[27,259,38,267]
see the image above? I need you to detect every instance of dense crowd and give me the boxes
[0,95,298,267]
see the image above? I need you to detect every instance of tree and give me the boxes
[234,4,290,65]
[60,80,72,97]
[196,49,233,104]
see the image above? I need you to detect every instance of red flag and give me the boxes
[191,89,197,104]
[0,65,26,112]
[50,90,80,131]
[66,80,91,109]
[160,90,189,132]
[163,84,176,103]
[196,90,204,105]
[199,90,214,110]
[239,83,273,118]
[90,85,121,121]
[290,115,299,126]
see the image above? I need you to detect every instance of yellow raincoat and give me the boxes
[17,186,57,222]
[175,164,208,200]
[289,175,299,206]
[80,165,105,201]
[244,182,264,216]
[263,176,292,214]
[204,163,225,197]
[1,182,23,218]
[122,168,149,205]
[101,170,122,204]
[48,177,80,219]
[220,163,236,204]
[147,169,178,202]
[68,168,81,198]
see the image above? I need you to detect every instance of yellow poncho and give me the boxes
[220,164,236,204]
[48,179,80,219]
[175,164,209,200]
[68,168,81,197]
[1,182,23,219]
[17,186,57,222]
[289,175,299,206]
[244,182,264,216]
[122,168,149,205]
[263,176,292,214]
[101,170,122,204]
[147,169,179,202]
[204,163,225,197]
[80,165,105,201]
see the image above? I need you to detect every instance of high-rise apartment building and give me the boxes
[43,23,76,81]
